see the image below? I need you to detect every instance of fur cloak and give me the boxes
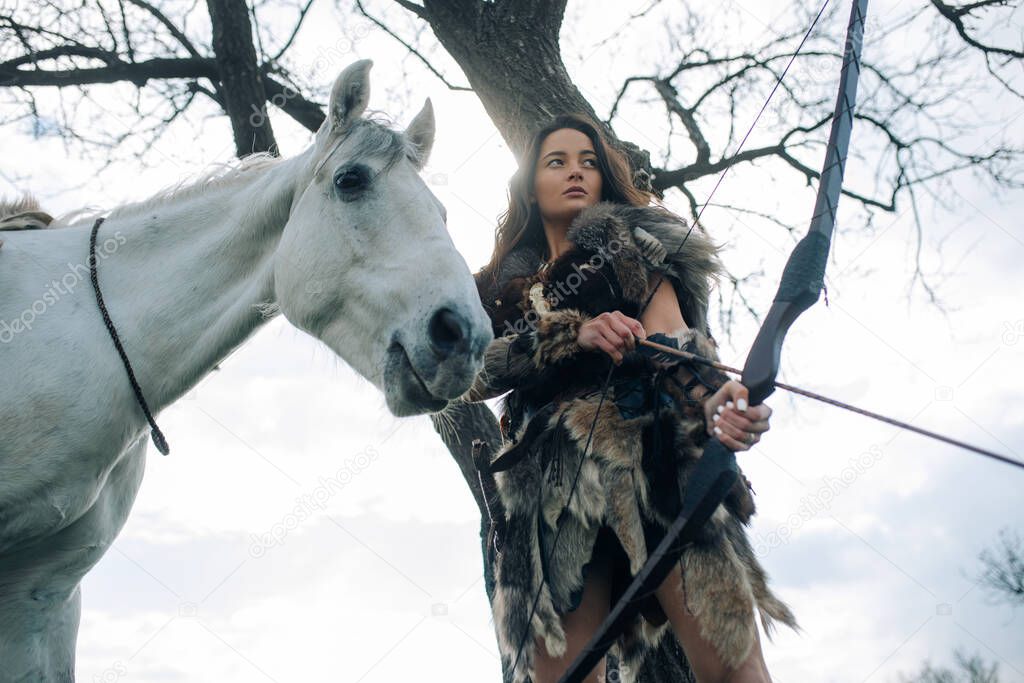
[463,201,798,683]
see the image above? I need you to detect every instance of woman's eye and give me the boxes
[546,157,597,168]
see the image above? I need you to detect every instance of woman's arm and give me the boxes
[460,308,596,402]
[639,276,688,342]
[639,275,770,452]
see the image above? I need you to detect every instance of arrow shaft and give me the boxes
[637,338,1022,469]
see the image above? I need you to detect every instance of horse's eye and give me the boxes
[333,166,369,197]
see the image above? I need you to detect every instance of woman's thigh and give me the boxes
[654,562,771,683]
[532,554,613,683]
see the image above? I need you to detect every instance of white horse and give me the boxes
[0,59,491,681]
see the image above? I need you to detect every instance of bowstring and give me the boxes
[507,1,834,677]
[640,0,834,316]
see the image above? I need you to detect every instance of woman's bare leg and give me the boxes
[654,562,772,683]
[532,552,613,683]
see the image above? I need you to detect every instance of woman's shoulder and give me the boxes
[567,201,721,271]
[564,201,724,332]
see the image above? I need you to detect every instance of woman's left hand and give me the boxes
[702,380,771,452]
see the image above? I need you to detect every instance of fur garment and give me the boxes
[464,201,798,683]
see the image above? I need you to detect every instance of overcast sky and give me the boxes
[4,0,1023,681]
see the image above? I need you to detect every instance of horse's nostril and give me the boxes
[428,307,468,357]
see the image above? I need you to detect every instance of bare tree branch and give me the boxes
[125,0,205,59]
[976,527,1024,607]
[931,0,1024,58]
[269,0,315,64]
[357,0,471,91]
[392,0,429,21]
[0,56,218,87]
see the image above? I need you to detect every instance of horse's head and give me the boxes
[277,59,491,416]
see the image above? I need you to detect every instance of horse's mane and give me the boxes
[0,193,44,217]
[0,152,283,232]
[0,193,54,231]
[91,151,284,225]
[1,112,418,231]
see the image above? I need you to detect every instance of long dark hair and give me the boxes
[479,113,652,289]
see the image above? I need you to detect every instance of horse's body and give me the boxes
[0,59,491,680]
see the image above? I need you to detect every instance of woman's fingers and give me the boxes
[578,316,621,362]
[613,311,646,347]
[716,430,752,452]
[719,381,750,413]
[605,317,635,352]
[713,413,759,451]
[747,403,772,432]
[595,336,623,363]
[705,381,772,451]
[604,312,644,352]
[713,410,748,441]
[716,406,769,434]
[709,409,752,450]
[589,312,646,363]
[596,324,626,362]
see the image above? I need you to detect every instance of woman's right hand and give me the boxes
[577,311,646,364]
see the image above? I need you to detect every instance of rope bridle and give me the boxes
[89,215,170,455]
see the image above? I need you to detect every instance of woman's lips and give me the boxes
[563,190,587,196]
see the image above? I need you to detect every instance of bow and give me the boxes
[557,0,870,679]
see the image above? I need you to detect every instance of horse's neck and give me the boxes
[95,151,309,412]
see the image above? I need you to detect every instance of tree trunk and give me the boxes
[207,0,277,156]
[417,0,653,180]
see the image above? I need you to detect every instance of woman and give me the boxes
[463,113,798,683]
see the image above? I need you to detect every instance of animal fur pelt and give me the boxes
[462,201,799,683]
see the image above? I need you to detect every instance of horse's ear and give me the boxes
[404,97,435,170]
[326,59,373,134]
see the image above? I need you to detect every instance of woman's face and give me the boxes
[531,127,603,226]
